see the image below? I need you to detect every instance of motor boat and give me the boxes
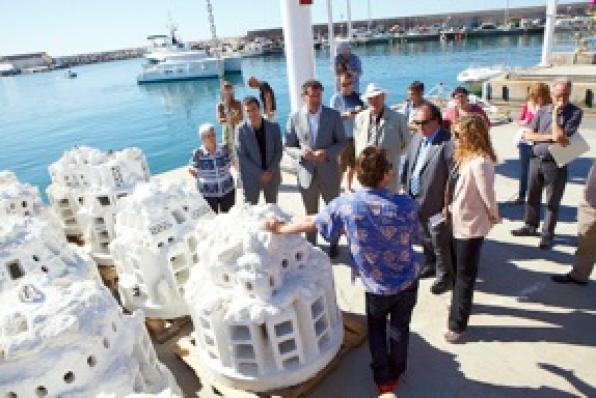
[65,69,77,79]
[242,37,284,57]
[137,27,242,84]
[457,65,510,93]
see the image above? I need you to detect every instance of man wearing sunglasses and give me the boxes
[402,103,455,295]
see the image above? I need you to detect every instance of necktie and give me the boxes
[410,139,429,197]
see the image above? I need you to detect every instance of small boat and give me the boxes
[242,37,284,57]
[457,65,509,93]
[65,69,77,79]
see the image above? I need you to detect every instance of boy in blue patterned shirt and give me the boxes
[266,147,420,397]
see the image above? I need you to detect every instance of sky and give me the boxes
[0,0,587,56]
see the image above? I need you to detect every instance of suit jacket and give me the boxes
[450,156,499,239]
[354,106,410,192]
[284,106,347,189]
[235,118,283,196]
[401,127,454,220]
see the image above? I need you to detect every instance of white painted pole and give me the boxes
[346,0,352,40]
[326,0,336,68]
[280,0,316,113]
[540,0,558,67]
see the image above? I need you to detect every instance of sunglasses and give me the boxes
[413,119,432,126]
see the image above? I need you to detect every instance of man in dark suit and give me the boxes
[236,96,283,205]
[285,79,347,255]
[402,102,455,294]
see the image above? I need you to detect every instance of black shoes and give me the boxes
[511,225,539,237]
[419,267,436,279]
[328,243,339,259]
[551,273,587,286]
[430,280,452,295]
[539,235,554,250]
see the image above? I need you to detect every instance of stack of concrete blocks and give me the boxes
[0,210,181,397]
[46,146,150,264]
[185,204,344,392]
[109,180,214,319]
[0,171,43,219]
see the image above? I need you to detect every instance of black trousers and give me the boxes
[419,214,454,283]
[449,237,484,333]
[524,157,567,238]
[366,281,418,385]
[204,189,235,213]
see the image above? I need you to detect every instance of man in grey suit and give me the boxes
[285,79,347,255]
[354,82,410,192]
[402,103,455,295]
[236,96,283,205]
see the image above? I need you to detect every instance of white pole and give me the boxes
[367,0,372,31]
[280,0,316,113]
[346,0,352,40]
[540,0,558,67]
[326,0,336,68]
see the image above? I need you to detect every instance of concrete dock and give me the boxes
[155,120,596,398]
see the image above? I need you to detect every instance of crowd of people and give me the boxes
[187,43,592,398]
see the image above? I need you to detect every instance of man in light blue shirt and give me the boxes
[329,72,364,192]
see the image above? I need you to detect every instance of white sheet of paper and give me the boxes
[548,133,590,167]
[429,212,445,228]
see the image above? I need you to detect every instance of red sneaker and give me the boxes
[377,379,399,394]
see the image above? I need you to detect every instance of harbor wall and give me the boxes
[246,3,591,40]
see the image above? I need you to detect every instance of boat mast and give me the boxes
[346,0,352,39]
[326,0,336,67]
[504,0,510,26]
[367,0,372,31]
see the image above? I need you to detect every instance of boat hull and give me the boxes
[137,59,241,84]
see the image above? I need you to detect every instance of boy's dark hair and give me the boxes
[301,79,324,95]
[451,86,469,98]
[356,147,393,188]
[408,80,424,93]
[242,95,260,109]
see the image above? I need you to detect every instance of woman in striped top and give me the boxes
[189,123,235,213]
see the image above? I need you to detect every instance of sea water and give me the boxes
[0,33,577,197]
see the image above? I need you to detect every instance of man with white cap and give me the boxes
[335,41,362,92]
[354,83,410,193]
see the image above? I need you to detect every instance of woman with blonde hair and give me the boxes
[510,82,551,204]
[445,115,500,343]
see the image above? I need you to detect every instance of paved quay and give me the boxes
[154,120,596,398]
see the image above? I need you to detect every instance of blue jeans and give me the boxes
[365,281,418,385]
[518,143,532,199]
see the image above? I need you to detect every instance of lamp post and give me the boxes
[540,0,558,67]
[280,0,316,112]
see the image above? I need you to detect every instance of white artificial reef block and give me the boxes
[110,180,214,319]
[46,146,150,261]
[185,204,343,392]
[0,171,43,219]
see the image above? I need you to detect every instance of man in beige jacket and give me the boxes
[552,160,596,285]
[354,83,410,192]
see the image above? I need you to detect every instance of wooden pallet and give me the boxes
[175,312,367,398]
[147,316,192,344]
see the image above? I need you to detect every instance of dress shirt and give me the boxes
[307,106,322,145]
[410,128,440,196]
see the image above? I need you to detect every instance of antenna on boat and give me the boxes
[205,0,224,84]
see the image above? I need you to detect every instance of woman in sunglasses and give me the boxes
[444,115,500,343]
[443,86,490,131]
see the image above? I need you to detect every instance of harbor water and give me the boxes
[0,33,577,197]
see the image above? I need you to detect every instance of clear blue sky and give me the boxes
[0,0,586,56]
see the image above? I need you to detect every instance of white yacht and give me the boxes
[137,28,242,84]
[457,65,510,93]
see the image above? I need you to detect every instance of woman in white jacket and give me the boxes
[445,115,500,343]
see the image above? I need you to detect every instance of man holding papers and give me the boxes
[511,78,583,249]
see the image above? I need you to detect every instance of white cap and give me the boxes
[361,83,389,101]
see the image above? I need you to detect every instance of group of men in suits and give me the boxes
[233,77,457,292]
[283,78,456,294]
